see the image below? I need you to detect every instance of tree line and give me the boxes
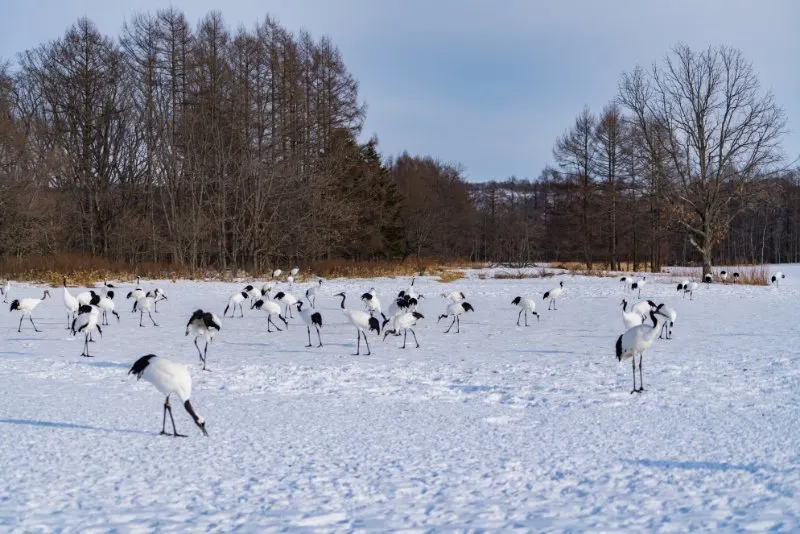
[0,13,796,274]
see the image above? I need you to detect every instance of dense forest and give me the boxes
[0,10,796,274]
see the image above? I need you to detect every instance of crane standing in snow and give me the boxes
[438,301,474,333]
[185,310,222,371]
[71,304,102,358]
[10,289,51,332]
[616,304,671,393]
[296,301,323,348]
[129,354,208,437]
[543,281,564,310]
[511,296,540,326]
[383,310,424,348]
[335,292,380,355]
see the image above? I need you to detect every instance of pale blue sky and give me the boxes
[2,0,798,181]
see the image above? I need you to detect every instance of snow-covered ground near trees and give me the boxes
[1,265,799,531]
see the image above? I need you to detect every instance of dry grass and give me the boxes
[0,253,203,287]
[436,271,466,283]
[0,254,485,285]
[554,261,655,273]
[493,267,554,279]
[307,258,482,280]
[665,264,770,286]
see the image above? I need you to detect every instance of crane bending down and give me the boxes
[129,354,208,437]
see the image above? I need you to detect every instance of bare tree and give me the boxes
[619,44,786,275]
[554,106,598,268]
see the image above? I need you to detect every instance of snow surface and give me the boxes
[1,267,799,531]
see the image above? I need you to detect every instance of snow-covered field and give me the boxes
[1,266,799,531]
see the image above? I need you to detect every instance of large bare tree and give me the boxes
[619,44,786,275]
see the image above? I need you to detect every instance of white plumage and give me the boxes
[136,294,159,327]
[677,281,699,300]
[185,310,222,370]
[224,291,249,318]
[127,288,145,312]
[296,301,323,348]
[71,304,101,358]
[129,355,208,437]
[630,276,647,298]
[772,272,785,286]
[96,291,120,325]
[305,279,323,306]
[621,299,644,330]
[146,288,167,312]
[290,267,300,277]
[243,285,261,307]
[62,278,79,330]
[631,300,657,321]
[511,296,539,326]
[272,269,282,279]
[615,305,671,393]
[252,298,288,332]
[383,310,424,348]
[543,281,564,310]
[441,290,465,303]
[399,277,421,300]
[658,304,678,339]
[335,292,381,355]
[76,289,98,306]
[9,290,51,332]
[360,288,387,321]
[273,291,298,318]
[437,301,474,333]
[1,277,10,303]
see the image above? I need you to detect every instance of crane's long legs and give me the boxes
[29,316,41,332]
[66,313,72,330]
[445,316,456,333]
[202,342,210,372]
[18,315,23,332]
[363,331,372,355]
[517,309,523,326]
[410,329,419,348]
[401,330,407,349]
[267,316,282,332]
[456,316,460,333]
[354,331,361,355]
[631,356,636,394]
[525,311,529,327]
[638,354,645,392]
[161,397,187,437]
[315,326,323,347]
[194,338,204,364]
[306,325,313,348]
[80,335,93,358]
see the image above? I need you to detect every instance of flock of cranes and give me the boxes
[2,266,789,436]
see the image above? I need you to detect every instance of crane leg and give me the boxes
[315,326,322,347]
[517,309,523,326]
[638,354,645,392]
[410,328,419,348]
[163,397,186,437]
[631,356,637,394]
[306,325,312,347]
[364,332,372,355]
[30,316,41,332]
